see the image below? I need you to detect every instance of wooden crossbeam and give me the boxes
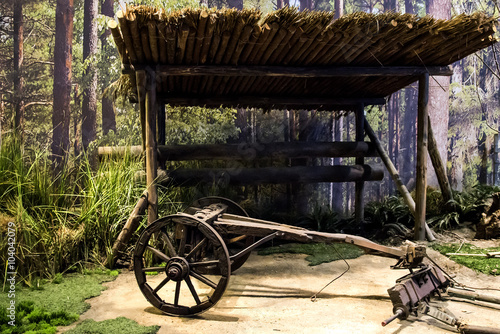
[123,65,453,77]
[161,165,384,187]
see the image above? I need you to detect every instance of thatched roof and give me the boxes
[109,6,497,110]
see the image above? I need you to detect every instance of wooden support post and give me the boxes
[136,71,147,151]
[355,103,365,223]
[365,119,436,241]
[427,115,454,206]
[415,73,429,241]
[158,103,166,146]
[158,103,166,170]
[145,68,158,224]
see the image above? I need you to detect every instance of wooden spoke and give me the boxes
[186,237,208,259]
[185,276,201,305]
[153,277,170,293]
[146,246,170,262]
[142,266,167,272]
[160,231,177,257]
[178,225,188,257]
[189,259,219,267]
[174,281,181,306]
[190,269,217,289]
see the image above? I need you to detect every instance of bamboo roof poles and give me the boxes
[108,6,498,240]
[108,7,497,105]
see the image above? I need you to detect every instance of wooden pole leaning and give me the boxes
[364,119,436,241]
[415,73,429,241]
[141,68,158,224]
[109,190,148,266]
[355,103,365,223]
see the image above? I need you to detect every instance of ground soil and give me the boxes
[59,234,500,334]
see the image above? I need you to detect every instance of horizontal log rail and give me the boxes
[99,142,379,161]
[161,165,384,187]
[122,65,453,78]
[157,96,386,109]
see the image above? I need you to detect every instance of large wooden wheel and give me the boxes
[134,214,231,316]
[185,196,253,272]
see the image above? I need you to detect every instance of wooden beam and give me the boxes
[123,65,454,77]
[364,119,436,242]
[161,165,384,187]
[365,119,416,214]
[109,190,148,267]
[157,103,166,170]
[415,73,429,241]
[355,103,365,223]
[162,141,378,160]
[136,71,147,151]
[159,96,386,110]
[214,216,404,259]
[98,142,379,160]
[145,68,158,224]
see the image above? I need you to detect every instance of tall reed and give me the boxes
[0,133,178,283]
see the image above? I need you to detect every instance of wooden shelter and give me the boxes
[107,6,497,246]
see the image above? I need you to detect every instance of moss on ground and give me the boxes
[431,243,500,275]
[0,269,119,315]
[66,317,159,334]
[258,243,364,266]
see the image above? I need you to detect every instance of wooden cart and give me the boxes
[133,197,431,317]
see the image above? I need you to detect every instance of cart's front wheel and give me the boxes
[134,214,231,316]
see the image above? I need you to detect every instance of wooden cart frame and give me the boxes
[133,197,427,317]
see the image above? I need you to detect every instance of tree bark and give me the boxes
[426,0,451,188]
[100,0,116,136]
[384,0,397,11]
[299,0,312,11]
[334,0,344,19]
[402,86,417,189]
[13,0,24,135]
[405,0,414,14]
[226,0,243,10]
[82,0,98,154]
[51,0,73,170]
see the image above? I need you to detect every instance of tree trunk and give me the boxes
[299,0,312,11]
[100,0,116,136]
[402,86,417,189]
[405,0,414,13]
[51,0,73,170]
[226,0,243,10]
[13,0,24,135]
[426,0,451,188]
[82,0,98,154]
[384,0,397,11]
[334,0,344,19]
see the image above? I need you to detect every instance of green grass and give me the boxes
[258,243,364,266]
[431,243,500,275]
[0,269,118,314]
[0,300,78,334]
[66,317,159,334]
[0,269,119,334]
[0,133,184,282]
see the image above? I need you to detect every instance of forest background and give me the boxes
[1,0,500,280]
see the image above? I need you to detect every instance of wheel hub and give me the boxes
[166,257,190,282]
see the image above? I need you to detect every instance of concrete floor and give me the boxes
[59,248,500,334]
